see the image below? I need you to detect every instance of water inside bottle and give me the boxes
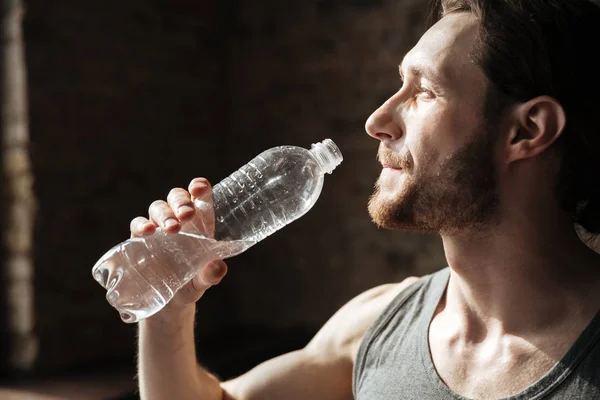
[92,232,255,323]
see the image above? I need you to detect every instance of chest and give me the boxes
[428,334,558,400]
[355,323,600,400]
[354,271,600,400]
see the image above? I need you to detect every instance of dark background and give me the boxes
[1,0,446,398]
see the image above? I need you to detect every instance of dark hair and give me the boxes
[428,0,600,234]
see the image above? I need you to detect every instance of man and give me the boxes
[133,0,600,399]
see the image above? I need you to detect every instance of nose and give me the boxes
[365,97,403,143]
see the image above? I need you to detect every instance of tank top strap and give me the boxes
[353,267,450,396]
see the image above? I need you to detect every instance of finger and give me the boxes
[148,200,180,233]
[166,188,194,221]
[175,260,228,305]
[130,216,156,237]
[195,260,228,288]
[188,177,211,199]
[188,178,216,237]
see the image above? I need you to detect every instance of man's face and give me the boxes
[366,12,500,235]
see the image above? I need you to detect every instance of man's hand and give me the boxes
[135,177,421,400]
[129,177,227,312]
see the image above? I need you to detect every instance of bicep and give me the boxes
[221,348,353,400]
[220,276,419,400]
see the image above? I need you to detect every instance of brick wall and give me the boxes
[24,0,228,371]
[22,0,445,373]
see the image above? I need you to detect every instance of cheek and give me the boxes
[406,104,476,169]
[403,117,443,171]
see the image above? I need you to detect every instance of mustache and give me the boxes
[377,145,411,169]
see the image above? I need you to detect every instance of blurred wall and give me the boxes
[24,0,228,372]
[20,0,445,375]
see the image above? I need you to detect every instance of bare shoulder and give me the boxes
[305,276,420,363]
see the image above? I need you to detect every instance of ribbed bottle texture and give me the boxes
[92,139,343,323]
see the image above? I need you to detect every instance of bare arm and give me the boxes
[138,277,418,400]
[138,304,222,400]
[220,278,418,400]
[134,177,419,399]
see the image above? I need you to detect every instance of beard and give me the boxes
[368,130,499,235]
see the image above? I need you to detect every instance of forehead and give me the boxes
[402,12,484,89]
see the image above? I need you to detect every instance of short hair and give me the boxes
[428,0,600,234]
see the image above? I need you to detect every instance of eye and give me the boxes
[418,87,436,100]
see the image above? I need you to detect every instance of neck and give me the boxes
[440,206,600,336]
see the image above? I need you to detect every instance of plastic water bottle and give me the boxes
[92,139,343,323]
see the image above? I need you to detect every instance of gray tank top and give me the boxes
[353,268,600,399]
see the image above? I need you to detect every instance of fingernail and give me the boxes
[165,218,179,229]
[192,181,208,191]
[143,222,155,231]
[177,205,194,215]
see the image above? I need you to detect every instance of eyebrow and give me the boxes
[398,59,446,86]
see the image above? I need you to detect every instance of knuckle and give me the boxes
[191,278,210,293]
[167,188,189,205]
[149,200,173,221]
[131,216,144,226]
[167,187,185,199]
[130,217,149,236]
[149,199,164,210]
[178,285,204,304]
[130,218,140,231]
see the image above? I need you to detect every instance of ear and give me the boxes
[505,96,566,163]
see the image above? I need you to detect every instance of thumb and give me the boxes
[173,260,228,306]
[194,259,228,288]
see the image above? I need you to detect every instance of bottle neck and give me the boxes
[309,139,343,174]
